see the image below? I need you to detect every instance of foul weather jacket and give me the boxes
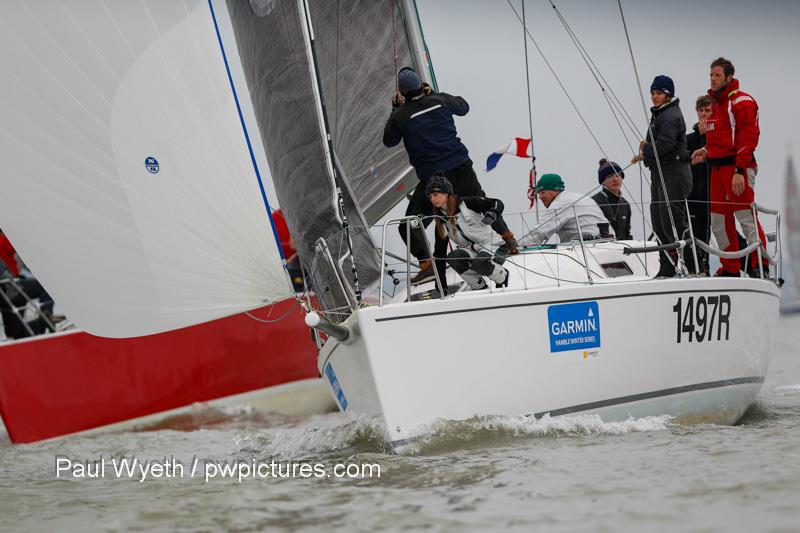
[705,78,760,170]
[432,196,504,292]
[383,92,470,181]
[522,191,612,245]
[591,189,632,240]
[642,98,691,169]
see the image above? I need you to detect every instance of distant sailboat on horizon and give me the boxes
[781,155,800,313]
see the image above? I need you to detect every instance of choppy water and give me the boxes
[2,316,800,532]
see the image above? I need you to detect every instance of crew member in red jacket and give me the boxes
[691,57,767,277]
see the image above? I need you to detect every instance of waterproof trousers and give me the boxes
[446,248,507,289]
[649,159,691,274]
[709,165,767,274]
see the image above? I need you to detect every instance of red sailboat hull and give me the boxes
[0,299,319,443]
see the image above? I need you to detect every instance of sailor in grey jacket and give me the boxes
[427,176,510,291]
[522,173,612,246]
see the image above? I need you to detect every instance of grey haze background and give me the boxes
[413,0,799,240]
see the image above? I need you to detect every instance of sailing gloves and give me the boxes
[392,83,433,108]
[481,211,497,226]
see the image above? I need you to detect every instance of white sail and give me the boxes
[0,0,291,337]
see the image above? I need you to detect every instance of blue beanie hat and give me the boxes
[398,68,422,95]
[650,75,675,97]
[598,159,624,184]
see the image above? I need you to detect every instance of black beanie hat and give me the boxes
[425,175,453,196]
[598,159,624,184]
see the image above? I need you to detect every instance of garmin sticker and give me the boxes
[547,301,601,353]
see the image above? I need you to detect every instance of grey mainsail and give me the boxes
[225,0,381,315]
[309,0,418,224]
[226,0,436,316]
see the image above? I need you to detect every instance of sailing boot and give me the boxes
[460,270,488,291]
[500,231,519,255]
[489,265,510,288]
[410,259,435,285]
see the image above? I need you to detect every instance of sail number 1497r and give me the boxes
[672,295,731,343]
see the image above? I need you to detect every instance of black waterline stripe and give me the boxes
[531,376,764,418]
[389,376,764,448]
[375,287,778,323]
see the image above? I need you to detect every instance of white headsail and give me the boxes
[0,0,291,337]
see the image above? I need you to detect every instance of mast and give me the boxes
[399,0,436,88]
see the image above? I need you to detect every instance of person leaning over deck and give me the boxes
[521,173,612,246]
[591,159,633,240]
[426,176,510,291]
[690,57,768,278]
[383,67,518,285]
[631,75,692,278]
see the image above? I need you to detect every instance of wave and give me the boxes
[399,413,673,454]
[231,412,673,458]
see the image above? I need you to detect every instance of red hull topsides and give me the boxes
[0,299,318,443]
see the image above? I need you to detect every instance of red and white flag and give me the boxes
[485,137,532,172]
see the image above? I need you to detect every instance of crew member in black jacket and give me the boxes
[383,67,518,285]
[592,159,633,240]
[632,75,692,277]
[685,95,714,274]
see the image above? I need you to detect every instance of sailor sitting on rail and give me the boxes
[522,173,614,246]
[427,176,510,291]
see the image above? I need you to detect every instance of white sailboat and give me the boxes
[317,241,778,447]
[780,156,800,313]
[306,4,783,447]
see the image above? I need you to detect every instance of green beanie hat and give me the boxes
[536,173,565,192]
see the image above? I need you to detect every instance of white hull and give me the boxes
[319,249,779,446]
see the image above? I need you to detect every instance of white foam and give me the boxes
[396,413,673,454]
[477,412,674,435]
[234,413,385,460]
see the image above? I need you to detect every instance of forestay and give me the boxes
[0,0,290,337]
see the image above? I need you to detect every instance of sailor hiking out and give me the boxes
[522,174,613,246]
[383,67,518,285]
[426,176,510,292]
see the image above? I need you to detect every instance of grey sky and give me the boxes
[416,0,800,239]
